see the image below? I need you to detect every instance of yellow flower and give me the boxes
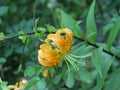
[8,79,27,90]
[38,28,73,67]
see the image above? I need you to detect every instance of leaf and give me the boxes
[86,0,97,44]
[104,67,120,90]
[34,79,46,90]
[35,27,46,38]
[24,66,36,77]
[18,31,27,43]
[60,10,83,38]
[0,6,8,16]
[93,56,114,90]
[78,70,92,83]
[65,72,74,88]
[0,58,6,68]
[23,77,39,90]
[107,17,120,50]
[36,27,46,32]
[92,48,102,78]
[34,18,39,30]
[0,78,8,90]
[46,24,57,32]
[0,32,5,40]
[53,72,64,84]
[103,23,114,35]
[72,43,94,56]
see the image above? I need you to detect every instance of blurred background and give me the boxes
[0,0,120,85]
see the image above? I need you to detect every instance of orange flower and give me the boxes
[38,28,73,67]
[45,28,73,54]
[38,44,61,67]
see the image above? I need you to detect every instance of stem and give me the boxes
[64,58,70,72]
[67,55,86,65]
[65,55,79,70]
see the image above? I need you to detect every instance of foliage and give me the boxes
[0,0,120,90]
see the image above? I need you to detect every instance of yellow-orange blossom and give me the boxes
[38,28,73,67]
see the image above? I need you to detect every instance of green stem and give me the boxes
[64,58,70,72]
[65,55,79,70]
[67,55,86,65]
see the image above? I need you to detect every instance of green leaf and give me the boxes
[34,79,46,90]
[46,24,57,32]
[86,0,97,44]
[77,70,92,83]
[0,32,5,40]
[18,31,27,43]
[65,72,74,88]
[0,58,6,68]
[92,48,102,78]
[35,27,46,38]
[0,78,8,90]
[103,23,114,35]
[93,56,114,90]
[36,27,46,32]
[53,72,64,84]
[107,17,120,50]
[10,3,17,13]
[34,18,39,30]
[0,58,6,64]
[105,67,120,90]
[24,66,36,77]
[0,6,8,16]
[23,77,39,90]
[60,10,83,38]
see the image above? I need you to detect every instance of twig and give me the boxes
[0,31,120,60]
[74,36,120,60]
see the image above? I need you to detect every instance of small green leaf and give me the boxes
[103,23,114,35]
[34,18,39,31]
[86,0,97,44]
[18,64,22,72]
[46,24,57,32]
[0,32,5,40]
[65,72,74,88]
[35,27,46,38]
[18,31,27,43]
[0,58,6,64]
[107,17,120,50]
[60,10,83,38]
[36,27,46,32]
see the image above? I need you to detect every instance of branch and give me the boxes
[0,31,120,60]
[74,36,120,60]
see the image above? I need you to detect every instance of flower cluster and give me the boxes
[38,28,73,67]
